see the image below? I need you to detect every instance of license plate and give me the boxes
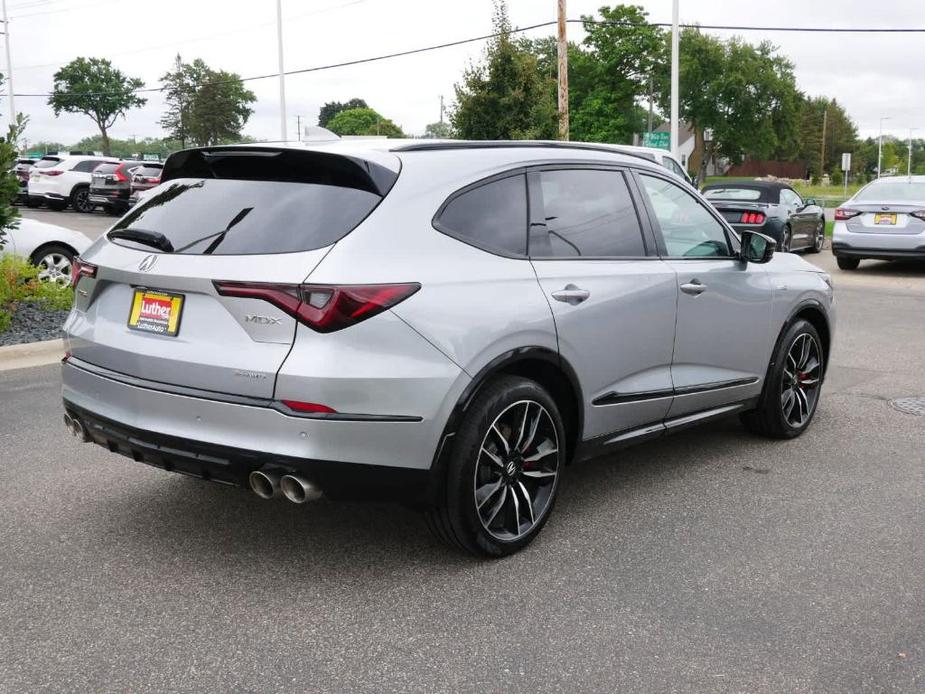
[874,213,897,225]
[127,289,184,337]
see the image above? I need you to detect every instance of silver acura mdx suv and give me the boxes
[62,140,835,556]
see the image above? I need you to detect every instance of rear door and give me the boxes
[635,172,772,418]
[66,147,399,399]
[528,166,678,440]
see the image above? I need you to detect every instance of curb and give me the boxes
[0,338,65,372]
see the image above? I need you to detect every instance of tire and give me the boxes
[807,219,825,254]
[46,200,66,212]
[25,196,42,208]
[740,318,824,439]
[836,256,860,270]
[30,243,76,287]
[425,375,566,557]
[70,186,94,213]
[779,225,792,253]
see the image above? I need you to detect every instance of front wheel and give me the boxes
[807,220,825,254]
[741,318,824,439]
[71,186,94,213]
[779,225,792,253]
[836,256,860,270]
[426,375,565,557]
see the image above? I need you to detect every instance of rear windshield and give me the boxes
[135,165,163,177]
[703,187,764,201]
[34,157,61,169]
[854,181,925,202]
[94,163,120,175]
[109,178,382,255]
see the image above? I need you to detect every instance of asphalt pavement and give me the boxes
[1,215,924,692]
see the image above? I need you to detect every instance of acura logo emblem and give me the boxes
[138,255,157,272]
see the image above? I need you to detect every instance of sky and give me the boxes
[3,0,924,148]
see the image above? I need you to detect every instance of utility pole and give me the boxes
[908,128,917,180]
[819,107,827,179]
[276,0,287,141]
[556,0,569,140]
[669,0,680,158]
[439,95,444,125]
[877,116,890,178]
[1,0,15,130]
[296,114,302,141]
[647,76,653,133]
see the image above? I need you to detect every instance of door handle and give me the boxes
[680,280,706,296]
[551,284,590,305]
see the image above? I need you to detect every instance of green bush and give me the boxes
[0,255,73,332]
[830,170,843,185]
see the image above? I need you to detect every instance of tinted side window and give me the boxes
[436,175,527,256]
[74,160,105,173]
[639,174,731,258]
[533,169,645,258]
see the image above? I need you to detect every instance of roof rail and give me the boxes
[390,140,656,164]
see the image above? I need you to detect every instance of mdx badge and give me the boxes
[245,314,282,325]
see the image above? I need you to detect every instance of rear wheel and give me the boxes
[25,196,42,208]
[807,219,825,253]
[425,375,565,557]
[836,256,860,270]
[741,318,824,439]
[71,186,94,213]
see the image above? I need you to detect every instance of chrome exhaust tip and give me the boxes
[65,414,90,442]
[248,469,282,500]
[280,474,323,504]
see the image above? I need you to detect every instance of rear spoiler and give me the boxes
[161,146,399,197]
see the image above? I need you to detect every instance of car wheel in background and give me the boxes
[808,220,825,254]
[71,186,95,213]
[30,243,75,287]
[741,318,824,439]
[46,200,66,212]
[426,375,565,557]
[25,196,42,208]
[836,256,860,270]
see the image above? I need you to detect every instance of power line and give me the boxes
[10,18,925,98]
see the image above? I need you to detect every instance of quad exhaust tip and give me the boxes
[280,474,323,504]
[248,469,282,500]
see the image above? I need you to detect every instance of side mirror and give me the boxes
[805,197,818,207]
[691,174,699,188]
[740,230,776,264]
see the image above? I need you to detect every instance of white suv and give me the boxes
[28,155,120,212]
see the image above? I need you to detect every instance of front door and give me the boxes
[528,167,678,440]
[635,172,773,419]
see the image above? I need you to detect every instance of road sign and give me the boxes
[841,152,851,172]
[642,131,670,150]
[142,153,160,162]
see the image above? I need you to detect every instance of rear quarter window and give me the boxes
[434,174,527,256]
[34,157,61,169]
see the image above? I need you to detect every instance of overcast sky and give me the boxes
[3,0,923,147]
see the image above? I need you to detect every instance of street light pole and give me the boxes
[877,116,890,179]
[669,0,680,159]
[1,0,15,130]
[908,128,917,181]
[556,0,569,141]
[276,0,287,141]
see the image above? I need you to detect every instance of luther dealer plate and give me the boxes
[127,289,185,337]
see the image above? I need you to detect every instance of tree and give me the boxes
[48,58,146,156]
[160,56,255,147]
[452,0,556,140]
[318,98,368,127]
[29,141,66,154]
[327,107,405,137]
[795,96,857,177]
[0,105,28,248]
[423,121,454,139]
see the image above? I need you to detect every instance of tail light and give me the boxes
[214,281,421,333]
[70,258,97,289]
[281,400,337,414]
[910,210,925,221]
[740,211,766,224]
[834,208,861,221]
[114,165,129,183]
[44,170,64,177]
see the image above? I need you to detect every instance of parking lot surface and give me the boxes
[1,214,923,692]
[20,207,112,241]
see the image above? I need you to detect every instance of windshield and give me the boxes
[854,181,925,202]
[109,178,382,255]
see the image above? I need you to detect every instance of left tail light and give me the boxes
[740,211,766,224]
[214,282,421,333]
[70,258,97,289]
[114,165,129,182]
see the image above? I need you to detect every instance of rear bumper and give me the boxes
[832,223,925,259]
[62,358,452,489]
[89,188,129,205]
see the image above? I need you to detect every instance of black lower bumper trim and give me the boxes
[64,401,432,503]
[832,244,925,261]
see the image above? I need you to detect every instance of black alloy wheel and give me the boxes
[71,186,94,213]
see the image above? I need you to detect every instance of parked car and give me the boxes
[0,217,91,285]
[127,162,164,207]
[12,157,37,204]
[607,144,693,185]
[832,176,925,270]
[701,181,826,253]
[27,154,120,212]
[61,141,834,556]
[88,160,148,215]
